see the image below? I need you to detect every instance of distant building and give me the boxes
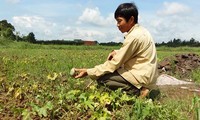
[83,40,98,46]
[72,39,98,45]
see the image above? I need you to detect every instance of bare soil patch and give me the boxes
[157,53,200,101]
[158,53,200,79]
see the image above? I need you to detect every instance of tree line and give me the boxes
[0,20,89,45]
[155,38,200,47]
[34,40,85,45]
[1,19,199,47]
[0,20,36,43]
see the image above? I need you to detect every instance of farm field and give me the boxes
[0,41,200,120]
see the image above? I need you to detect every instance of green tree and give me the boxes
[0,20,15,39]
[189,38,195,44]
[26,32,36,43]
[4,28,15,39]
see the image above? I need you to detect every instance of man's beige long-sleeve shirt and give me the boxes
[87,24,158,89]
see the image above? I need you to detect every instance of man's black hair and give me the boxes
[114,3,138,23]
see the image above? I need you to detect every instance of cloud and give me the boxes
[72,7,121,42]
[59,25,123,43]
[12,16,57,39]
[138,2,199,43]
[77,7,115,26]
[11,15,116,42]
[6,0,21,4]
[157,2,190,16]
[141,12,200,43]
[60,26,106,40]
[10,7,126,43]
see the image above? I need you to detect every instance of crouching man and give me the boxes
[73,2,158,98]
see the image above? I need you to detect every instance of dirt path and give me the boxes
[158,84,200,100]
[157,53,200,100]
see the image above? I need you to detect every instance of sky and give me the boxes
[0,0,200,43]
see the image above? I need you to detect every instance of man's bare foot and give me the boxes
[139,87,150,98]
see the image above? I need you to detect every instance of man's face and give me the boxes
[116,16,134,33]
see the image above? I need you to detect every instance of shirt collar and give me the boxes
[124,23,139,39]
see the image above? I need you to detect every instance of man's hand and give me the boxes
[107,50,116,60]
[74,68,88,78]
